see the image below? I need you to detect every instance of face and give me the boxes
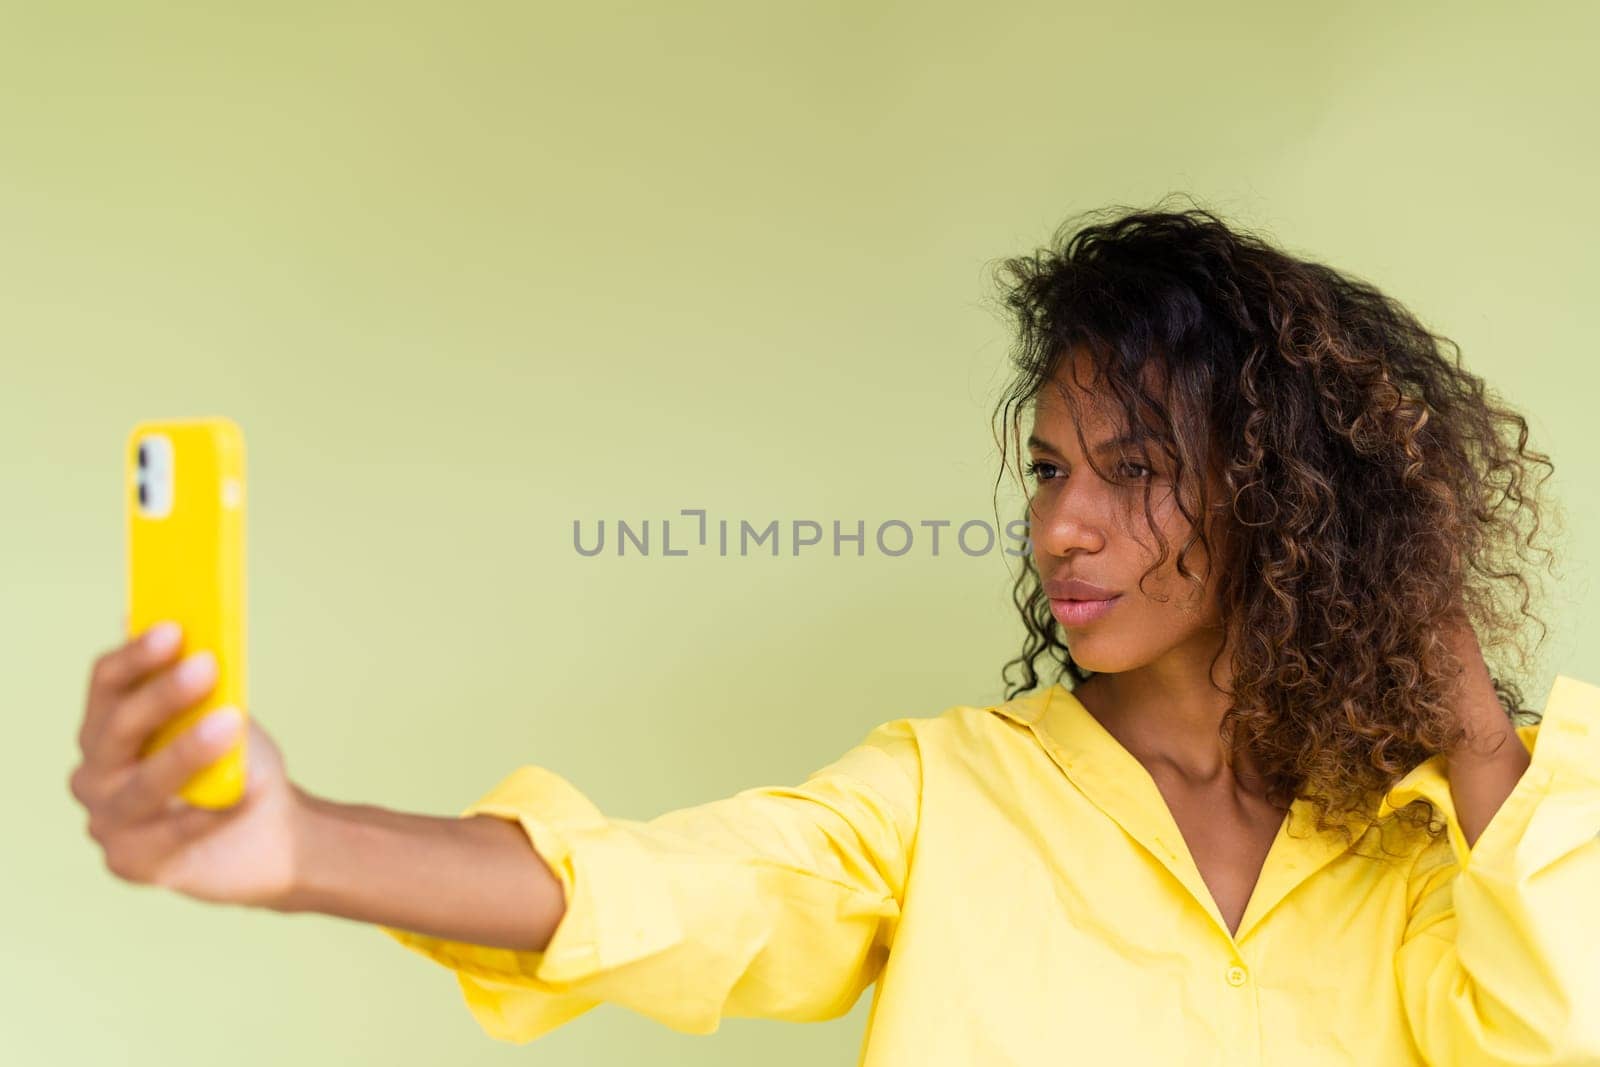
[1025,348,1227,676]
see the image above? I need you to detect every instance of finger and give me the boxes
[101,803,229,886]
[83,622,184,743]
[85,648,219,773]
[101,707,243,825]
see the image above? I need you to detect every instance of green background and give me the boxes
[5,2,1595,1064]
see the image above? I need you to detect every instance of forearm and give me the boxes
[1441,622,1533,851]
[1447,737,1532,851]
[273,785,568,952]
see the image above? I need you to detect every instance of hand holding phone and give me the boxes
[69,620,305,908]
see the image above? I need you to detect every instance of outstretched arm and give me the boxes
[371,719,924,1043]
[276,790,569,951]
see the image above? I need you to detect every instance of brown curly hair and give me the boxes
[985,195,1563,850]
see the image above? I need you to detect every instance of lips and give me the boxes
[1048,594,1121,627]
[1043,576,1121,628]
[1043,577,1119,601]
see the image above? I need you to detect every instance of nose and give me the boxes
[1028,490,1105,559]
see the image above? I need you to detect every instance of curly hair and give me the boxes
[984,195,1563,850]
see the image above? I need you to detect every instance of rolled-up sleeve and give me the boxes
[1393,673,1600,1066]
[380,717,923,1044]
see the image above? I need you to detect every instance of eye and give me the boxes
[1023,459,1060,482]
[1117,460,1154,481]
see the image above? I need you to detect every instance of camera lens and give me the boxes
[138,442,148,468]
[138,482,147,507]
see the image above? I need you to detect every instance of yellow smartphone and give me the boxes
[125,416,249,809]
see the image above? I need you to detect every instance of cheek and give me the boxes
[1066,587,1219,672]
[1120,506,1203,586]
[1119,517,1219,624]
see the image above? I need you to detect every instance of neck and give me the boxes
[1074,642,1264,792]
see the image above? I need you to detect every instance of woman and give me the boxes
[69,203,1600,1064]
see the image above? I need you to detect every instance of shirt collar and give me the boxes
[984,682,1348,942]
[980,678,1561,943]
[986,679,1552,828]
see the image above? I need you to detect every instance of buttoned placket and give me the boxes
[995,684,1375,1067]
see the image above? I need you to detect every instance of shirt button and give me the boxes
[1226,965,1248,986]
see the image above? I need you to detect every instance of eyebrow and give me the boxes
[1026,430,1151,456]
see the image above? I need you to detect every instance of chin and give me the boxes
[1062,634,1136,674]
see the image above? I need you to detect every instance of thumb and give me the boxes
[240,718,286,797]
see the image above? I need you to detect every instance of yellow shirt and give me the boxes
[382,673,1600,1065]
